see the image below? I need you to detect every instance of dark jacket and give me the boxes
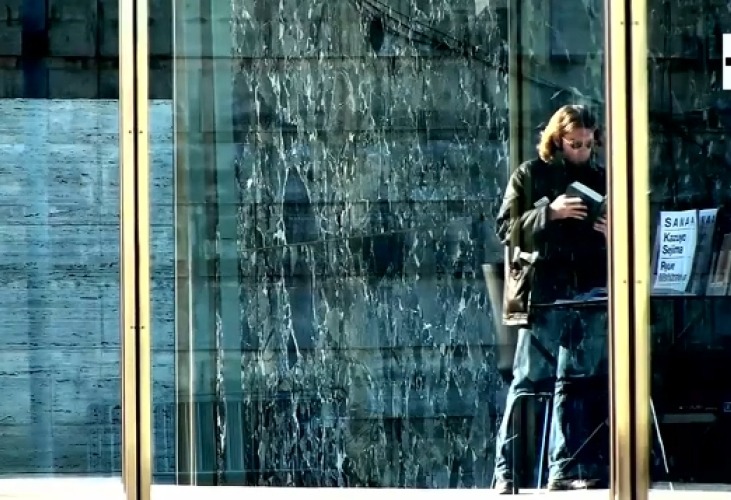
[496,155,607,324]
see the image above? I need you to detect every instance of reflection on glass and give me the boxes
[0,0,121,478]
[153,0,607,492]
[647,0,731,494]
[493,105,608,493]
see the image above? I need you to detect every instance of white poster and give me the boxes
[653,209,698,293]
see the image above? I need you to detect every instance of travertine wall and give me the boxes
[0,100,175,475]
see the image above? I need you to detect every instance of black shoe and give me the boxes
[546,478,572,491]
[494,478,518,494]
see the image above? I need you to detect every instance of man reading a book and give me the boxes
[492,105,608,493]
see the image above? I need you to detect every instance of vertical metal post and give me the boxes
[629,0,651,494]
[120,0,152,498]
[119,0,136,494]
[135,0,152,497]
[606,0,650,498]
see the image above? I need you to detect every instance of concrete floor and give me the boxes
[0,479,728,499]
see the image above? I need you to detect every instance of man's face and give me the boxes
[560,127,595,165]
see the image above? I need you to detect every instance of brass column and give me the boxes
[606,0,650,498]
[120,0,152,498]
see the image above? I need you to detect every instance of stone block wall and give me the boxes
[0,0,172,98]
[0,99,175,476]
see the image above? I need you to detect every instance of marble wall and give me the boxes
[175,0,608,489]
[221,0,511,488]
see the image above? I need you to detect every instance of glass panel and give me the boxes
[646,0,731,495]
[151,0,609,494]
[147,0,174,485]
[503,0,609,494]
[0,0,122,487]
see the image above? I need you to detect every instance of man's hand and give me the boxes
[593,216,608,238]
[548,194,587,220]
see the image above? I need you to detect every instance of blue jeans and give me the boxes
[493,306,609,484]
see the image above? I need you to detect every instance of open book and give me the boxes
[566,181,607,224]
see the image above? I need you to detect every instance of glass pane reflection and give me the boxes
[151,0,609,493]
[647,0,731,494]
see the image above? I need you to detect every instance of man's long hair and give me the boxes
[537,105,601,163]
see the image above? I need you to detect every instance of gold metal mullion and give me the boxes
[606,0,650,498]
[135,0,153,496]
[120,0,152,499]
[120,0,138,497]
[630,0,651,495]
[606,0,631,496]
